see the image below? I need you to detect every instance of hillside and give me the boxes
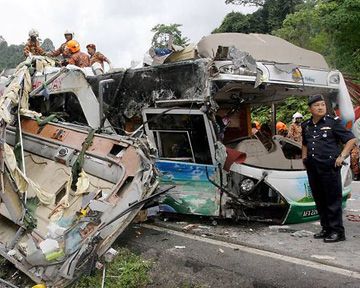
[0,36,54,70]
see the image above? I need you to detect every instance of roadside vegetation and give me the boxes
[74,248,152,288]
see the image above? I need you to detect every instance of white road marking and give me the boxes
[142,224,360,280]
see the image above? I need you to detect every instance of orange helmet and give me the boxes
[276,121,287,131]
[66,40,80,53]
[253,121,260,130]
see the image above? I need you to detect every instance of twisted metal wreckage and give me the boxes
[0,32,356,286]
[0,58,161,287]
[90,33,354,225]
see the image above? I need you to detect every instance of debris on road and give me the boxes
[104,248,119,263]
[290,230,315,238]
[310,255,336,260]
[182,224,199,232]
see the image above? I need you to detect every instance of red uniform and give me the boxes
[48,41,71,58]
[68,51,90,68]
[90,51,110,68]
[23,39,45,57]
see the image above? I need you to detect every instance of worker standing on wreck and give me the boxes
[23,29,45,57]
[66,40,90,68]
[47,29,74,62]
[86,44,111,74]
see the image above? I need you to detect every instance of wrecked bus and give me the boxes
[0,59,160,286]
[1,33,354,228]
[93,33,355,224]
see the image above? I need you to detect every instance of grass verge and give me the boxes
[73,248,152,288]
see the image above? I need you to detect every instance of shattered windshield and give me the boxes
[146,113,213,164]
[29,92,88,125]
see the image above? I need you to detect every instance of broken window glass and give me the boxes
[29,92,88,125]
[146,113,212,164]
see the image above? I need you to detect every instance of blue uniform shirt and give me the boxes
[301,115,355,162]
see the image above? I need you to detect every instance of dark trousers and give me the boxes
[306,158,344,234]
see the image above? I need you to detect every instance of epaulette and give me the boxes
[325,115,338,121]
[301,119,311,127]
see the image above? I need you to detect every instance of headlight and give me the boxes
[240,178,255,193]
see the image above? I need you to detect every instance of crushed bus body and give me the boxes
[0,33,354,231]
[90,33,354,224]
[0,59,159,287]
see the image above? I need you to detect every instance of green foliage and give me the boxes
[274,0,360,77]
[274,1,330,56]
[0,40,25,70]
[74,248,152,288]
[252,96,310,125]
[218,0,304,34]
[319,0,360,76]
[225,0,265,6]
[213,12,259,33]
[0,36,55,70]
[151,24,189,48]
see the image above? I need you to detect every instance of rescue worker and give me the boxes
[66,40,90,68]
[276,121,288,137]
[23,29,45,57]
[302,95,357,243]
[287,112,303,143]
[86,44,111,72]
[251,123,258,135]
[47,29,74,61]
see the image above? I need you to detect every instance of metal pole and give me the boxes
[98,79,114,129]
[271,103,276,135]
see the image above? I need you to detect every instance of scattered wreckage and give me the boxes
[0,59,160,287]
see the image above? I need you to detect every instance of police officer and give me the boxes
[302,95,357,242]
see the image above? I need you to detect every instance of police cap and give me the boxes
[308,94,324,106]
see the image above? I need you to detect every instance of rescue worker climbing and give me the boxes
[23,29,45,57]
[66,40,90,68]
[47,29,74,61]
[86,44,111,74]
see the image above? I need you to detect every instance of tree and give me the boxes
[225,0,265,6]
[0,39,24,70]
[274,1,330,57]
[319,0,360,76]
[213,12,258,33]
[151,24,189,48]
[274,0,360,77]
[251,96,310,125]
[216,0,304,34]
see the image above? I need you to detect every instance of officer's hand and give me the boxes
[335,155,345,167]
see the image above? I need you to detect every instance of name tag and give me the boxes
[320,127,331,130]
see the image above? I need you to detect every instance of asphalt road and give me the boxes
[117,224,360,288]
[116,181,360,288]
